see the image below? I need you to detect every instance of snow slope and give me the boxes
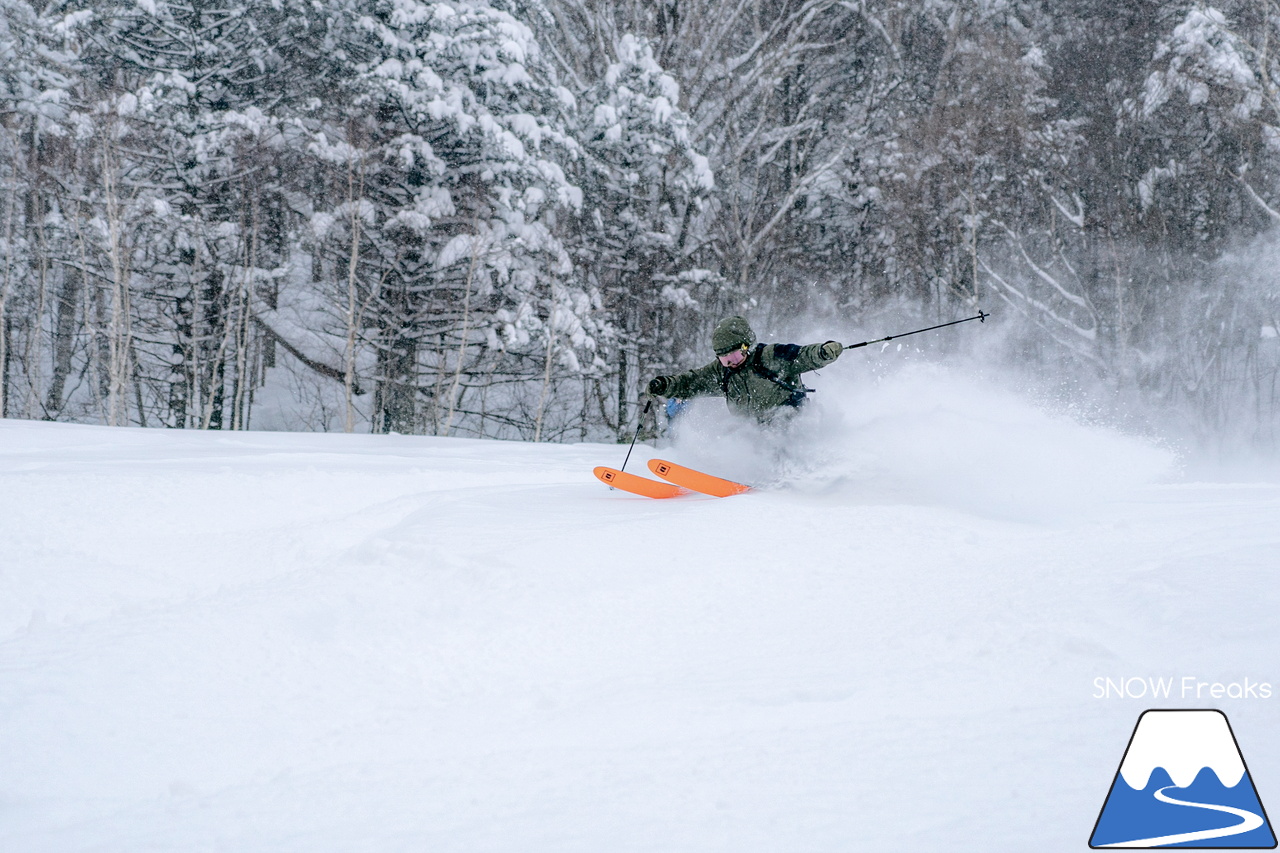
[3,366,1279,852]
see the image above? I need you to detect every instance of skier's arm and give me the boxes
[649,361,723,398]
[764,342,843,375]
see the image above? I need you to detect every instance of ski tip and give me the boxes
[647,458,752,497]
[593,466,689,499]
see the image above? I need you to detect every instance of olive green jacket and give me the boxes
[662,342,837,419]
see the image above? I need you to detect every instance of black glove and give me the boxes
[648,375,672,396]
[820,341,843,361]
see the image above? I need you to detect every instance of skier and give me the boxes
[646,316,843,422]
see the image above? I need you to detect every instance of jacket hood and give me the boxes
[712,316,756,355]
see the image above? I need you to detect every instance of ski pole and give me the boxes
[846,309,989,350]
[620,398,652,473]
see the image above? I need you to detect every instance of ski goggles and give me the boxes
[717,345,749,368]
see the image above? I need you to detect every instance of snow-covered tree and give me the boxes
[897,2,1090,356]
[540,0,867,311]
[30,0,297,429]
[299,0,598,437]
[1134,5,1279,243]
[0,0,78,419]
[570,33,713,433]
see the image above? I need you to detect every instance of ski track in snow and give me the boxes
[2,370,1279,852]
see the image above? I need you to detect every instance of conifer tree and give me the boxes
[572,33,713,433]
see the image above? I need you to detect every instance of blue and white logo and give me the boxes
[1090,710,1276,848]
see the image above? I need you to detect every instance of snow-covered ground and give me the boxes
[3,365,1279,852]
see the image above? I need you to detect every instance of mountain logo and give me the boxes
[1090,709,1276,848]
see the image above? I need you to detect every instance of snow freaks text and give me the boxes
[1093,677,1274,700]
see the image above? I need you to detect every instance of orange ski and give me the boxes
[648,459,751,497]
[594,466,689,499]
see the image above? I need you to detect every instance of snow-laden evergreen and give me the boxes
[572,32,714,433]
[297,0,600,436]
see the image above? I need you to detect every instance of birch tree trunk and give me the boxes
[533,309,556,443]
[441,231,481,438]
[24,212,48,419]
[0,171,14,418]
[231,198,259,431]
[100,129,135,427]
[343,160,364,434]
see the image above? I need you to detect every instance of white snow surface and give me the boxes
[4,365,1280,852]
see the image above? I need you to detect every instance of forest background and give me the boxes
[2,0,1278,452]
